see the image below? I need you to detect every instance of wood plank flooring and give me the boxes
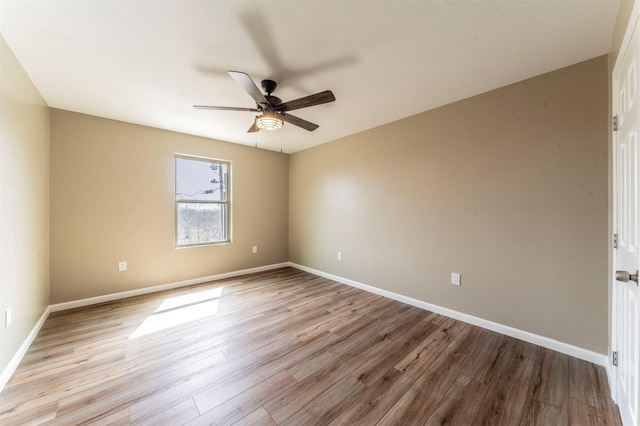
[0,267,621,425]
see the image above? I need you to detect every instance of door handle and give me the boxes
[616,270,639,285]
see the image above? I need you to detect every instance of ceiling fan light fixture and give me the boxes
[256,111,283,131]
[195,71,334,132]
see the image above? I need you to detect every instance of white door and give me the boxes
[614,7,640,425]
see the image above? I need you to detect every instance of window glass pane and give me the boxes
[177,202,227,245]
[176,157,228,202]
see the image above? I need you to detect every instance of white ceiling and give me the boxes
[0,0,620,153]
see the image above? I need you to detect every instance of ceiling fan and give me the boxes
[194,71,335,132]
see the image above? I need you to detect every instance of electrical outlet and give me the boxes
[252,246,258,254]
[118,261,127,272]
[337,251,342,261]
[5,307,12,328]
[451,273,461,286]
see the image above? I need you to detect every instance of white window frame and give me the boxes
[175,154,231,248]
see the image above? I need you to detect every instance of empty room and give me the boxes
[0,0,638,424]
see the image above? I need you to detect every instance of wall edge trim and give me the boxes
[2,261,609,394]
[0,306,51,393]
[49,263,289,312]
[288,262,608,367]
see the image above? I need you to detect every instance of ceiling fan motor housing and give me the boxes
[265,95,282,108]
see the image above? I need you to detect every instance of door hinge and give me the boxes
[613,115,619,132]
[614,233,619,249]
[613,351,618,367]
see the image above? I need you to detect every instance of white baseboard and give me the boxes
[0,306,51,393]
[50,262,289,312]
[606,362,617,403]
[0,262,289,393]
[1,261,610,395]
[288,262,609,367]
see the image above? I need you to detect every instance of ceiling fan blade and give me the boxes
[248,121,260,133]
[277,90,335,112]
[228,71,270,107]
[280,112,319,131]
[193,105,260,112]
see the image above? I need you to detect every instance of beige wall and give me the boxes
[290,56,609,353]
[0,36,50,375]
[50,110,288,303]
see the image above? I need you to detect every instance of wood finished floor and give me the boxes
[0,267,621,425]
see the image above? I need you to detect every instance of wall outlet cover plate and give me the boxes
[451,273,461,286]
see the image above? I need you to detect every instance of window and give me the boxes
[175,155,230,247]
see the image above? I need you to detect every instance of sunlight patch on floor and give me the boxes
[129,287,223,339]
